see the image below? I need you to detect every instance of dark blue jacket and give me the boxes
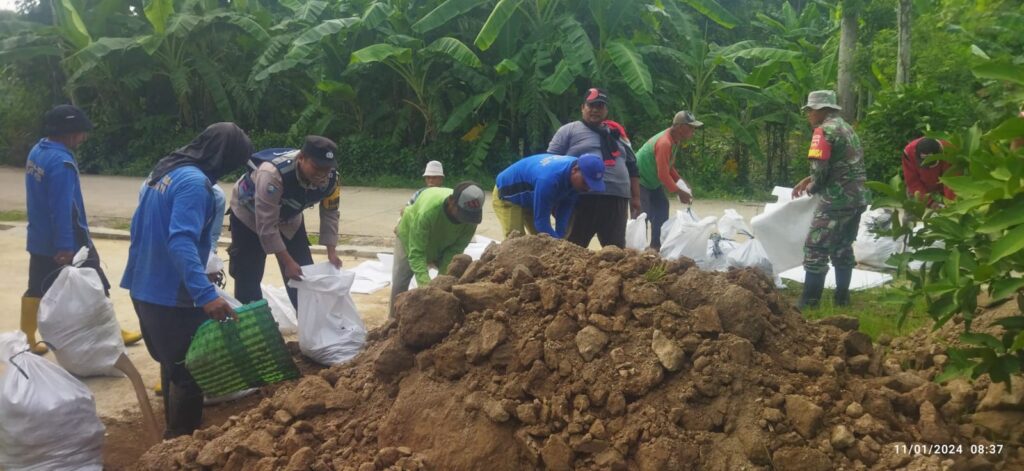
[25,139,91,256]
[121,166,217,308]
[495,154,579,238]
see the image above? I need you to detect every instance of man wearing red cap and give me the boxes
[548,88,640,249]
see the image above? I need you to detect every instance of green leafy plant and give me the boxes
[868,110,1024,385]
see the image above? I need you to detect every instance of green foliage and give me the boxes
[644,261,668,283]
[869,113,1024,386]
[858,83,978,182]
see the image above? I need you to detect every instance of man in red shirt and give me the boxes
[903,137,954,208]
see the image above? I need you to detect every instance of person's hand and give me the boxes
[53,250,74,266]
[677,191,692,205]
[792,177,813,198]
[630,196,642,218]
[327,247,343,269]
[283,259,304,281]
[203,297,237,322]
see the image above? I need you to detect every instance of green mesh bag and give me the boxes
[185,300,299,397]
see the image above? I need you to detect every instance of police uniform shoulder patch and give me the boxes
[807,127,832,161]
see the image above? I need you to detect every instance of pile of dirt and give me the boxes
[139,235,1020,470]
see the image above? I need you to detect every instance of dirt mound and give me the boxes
[138,235,1021,470]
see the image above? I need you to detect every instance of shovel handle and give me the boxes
[114,353,161,443]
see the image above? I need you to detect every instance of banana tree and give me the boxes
[350,35,481,143]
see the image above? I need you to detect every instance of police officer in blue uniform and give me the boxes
[228,136,342,307]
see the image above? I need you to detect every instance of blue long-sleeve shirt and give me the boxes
[121,166,217,308]
[25,139,91,256]
[495,154,579,238]
[138,179,224,251]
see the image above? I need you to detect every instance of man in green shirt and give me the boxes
[635,111,702,249]
[390,182,485,318]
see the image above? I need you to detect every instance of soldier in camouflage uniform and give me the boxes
[792,90,869,308]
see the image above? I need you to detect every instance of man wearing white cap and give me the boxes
[404,160,446,210]
[390,181,485,318]
[791,90,869,309]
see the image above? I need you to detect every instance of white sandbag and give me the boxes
[717,209,751,239]
[37,247,125,378]
[205,252,224,275]
[727,239,775,276]
[853,207,904,269]
[261,284,298,335]
[288,263,367,366]
[350,255,393,295]
[0,331,104,471]
[626,213,648,250]
[700,236,738,271]
[464,235,498,260]
[779,266,892,291]
[216,288,242,309]
[660,210,718,262]
[751,191,820,273]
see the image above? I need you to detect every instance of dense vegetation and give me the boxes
[0,0,1021,194]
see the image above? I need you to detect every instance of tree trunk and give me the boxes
[896,0,911,89]
[837,4,858,122]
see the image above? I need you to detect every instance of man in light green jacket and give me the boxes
[390,181,485,318]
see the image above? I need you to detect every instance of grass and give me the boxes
[778,280,929,340]
[308,234,320,246]
[0,210,27,221]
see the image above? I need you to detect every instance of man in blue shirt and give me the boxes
[121,122,253,438]
[22,105,141,355]
[492,154,605,239]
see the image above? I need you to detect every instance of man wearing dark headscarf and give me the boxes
[120,122,254,438]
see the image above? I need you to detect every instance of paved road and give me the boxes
[0,167,768,244]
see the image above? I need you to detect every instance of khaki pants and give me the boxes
[492,187,537,238]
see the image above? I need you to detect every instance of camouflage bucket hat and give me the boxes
[802,90,842,111]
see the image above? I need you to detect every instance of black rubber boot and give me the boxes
[797,271,827,309]
[834,267,853,306]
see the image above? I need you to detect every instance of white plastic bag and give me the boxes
[217,288,242,309]
[700,236,739,271]
[205,252,224,275]
[853,207,904,269]
[727,239,775,276]
[261,284,298,335]
[288,263,367,366]
[625,213,648,250]
[717,209,751,239]
[37,247,125,378]
[675,179,693,198]
[0,331,104,471]
[751,190,820,273]
[660,210,718,262]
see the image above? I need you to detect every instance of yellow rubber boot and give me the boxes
[121,328,143,346]
[20,297,48,355]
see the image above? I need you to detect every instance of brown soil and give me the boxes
[135,235,1023,470]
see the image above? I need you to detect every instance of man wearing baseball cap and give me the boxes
[228,135,343,308]
[390,181,485,318]
[493,153,605,239]
[548,88,640,249]
[634,110,703,250]
[22,105,142,355]
[792,90,869,309]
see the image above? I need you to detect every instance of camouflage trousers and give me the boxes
[803,206,865,274]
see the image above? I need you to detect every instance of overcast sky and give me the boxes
[0,0,17,12]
